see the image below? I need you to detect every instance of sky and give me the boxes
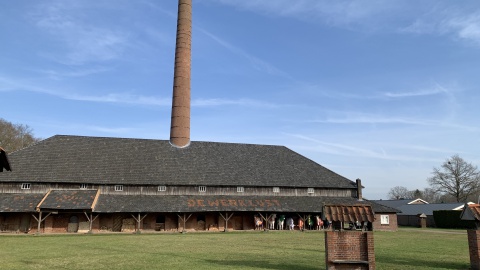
[1,0,480,200]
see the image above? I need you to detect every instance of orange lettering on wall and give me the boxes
[188,199,196,207]
[228,200,237,206]
[220,199,228,206]
[238,200,246,207]
[197,199,205,207]
[255,200,265,207]
[265,200,273,207]
[208,200,219,207]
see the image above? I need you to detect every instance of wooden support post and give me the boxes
[33,211,52,235]
[131,213,148,234]
[84,212,100,234]
[177,213,192,233]
[37,211,42,234]
[297,214,306,231]
[219,212,234,232]
[258,212,272,231]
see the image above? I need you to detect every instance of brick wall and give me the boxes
[468,230,480,270]
[325,231,375,270]
[372,214,397,231]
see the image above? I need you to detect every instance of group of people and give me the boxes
[254,214,331,231]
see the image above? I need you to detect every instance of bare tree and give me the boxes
[0,118,41,152]
[421,188,443,203]
[428,155,480,203]
[387,186,413,200]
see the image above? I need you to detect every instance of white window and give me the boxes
[158,185,167,192]
[80,184,88,190]
[21,183,31,190]
[307,188,314,194]
[273,187,280,193]
[237,186,244,193]
[380,215,390,225]
[114,185,124,192]
[199,186,206,192]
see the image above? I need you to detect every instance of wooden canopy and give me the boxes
[323,204,375,223]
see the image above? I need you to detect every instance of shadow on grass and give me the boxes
[204,259,320,270]
[377,255,470,270]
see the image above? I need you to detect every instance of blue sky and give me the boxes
[1,0,480,199]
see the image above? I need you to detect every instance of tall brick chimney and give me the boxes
[356,178,363,201]
[170,0,192,148]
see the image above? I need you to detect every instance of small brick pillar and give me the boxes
[418,213,427,228]
[325,231,375,270]
[468,230,480,270]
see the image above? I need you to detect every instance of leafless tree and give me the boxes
[428,155,480,203]
[0,118,41,152]
[387,186,413,200]
[421,188,444,203]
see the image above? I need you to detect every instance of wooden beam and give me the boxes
[297,213,306,231]
[34,211,52,234]
[219,212,234,232]
[84,212,99,233]
[177,213,192,233]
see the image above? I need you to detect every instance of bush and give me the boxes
[433,210,476,229]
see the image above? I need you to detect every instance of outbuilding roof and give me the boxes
[0,135,357,189]
[0,193,44,212]
[94,195,367,213]
[37,190,99,211]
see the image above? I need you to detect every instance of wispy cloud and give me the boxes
[31,1,130,65]
[67,93,171,106]
[310,114,435,126]
[402,10,480,46]
[209,0,401,27]
[197,27,292,78]
[382,83,450,98]
[37,67,111,80]
[2,74,285,109]
[192,97,281,108]
[212,1,480,47]
[287,133,442,162]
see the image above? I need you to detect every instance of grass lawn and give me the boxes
[0,228,471,270]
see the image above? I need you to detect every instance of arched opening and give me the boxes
[67,215,79,233]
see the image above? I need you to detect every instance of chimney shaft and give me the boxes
[170,0,192,148]
[356,178,363,201]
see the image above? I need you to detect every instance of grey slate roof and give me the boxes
[394,203,465,216]
[366,200,401,213]
[0,135,357,189]
[39,190,98,211]
[0,193,44,212]
[370,199,421,209]
[94,195,369,213]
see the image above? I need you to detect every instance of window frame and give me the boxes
[198,186,207,193]
[237,186,244,193]
[158,185,167,192]
[80,183,88,190]
[114,185,124,192]
[273,187,280,193]
[21,183,31,190]
[380,214,390,225]
[307,188,314,194]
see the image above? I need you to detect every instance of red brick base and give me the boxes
[325,231,375,270]
[468,230,480,270]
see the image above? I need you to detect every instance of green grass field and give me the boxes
[0,228,471,270]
